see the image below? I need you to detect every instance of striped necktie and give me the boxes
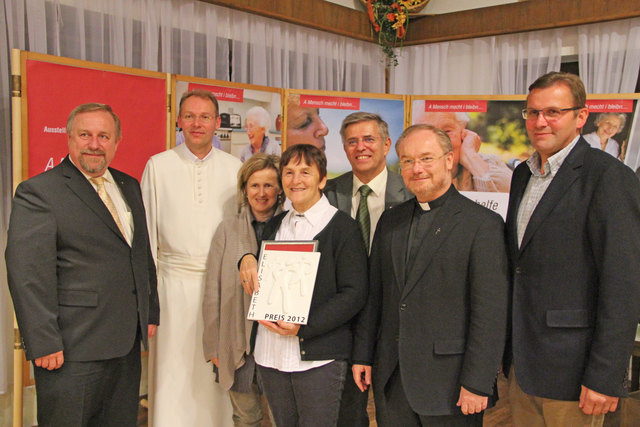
[356,185,372,249]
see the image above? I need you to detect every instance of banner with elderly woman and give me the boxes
[173,75,283,162]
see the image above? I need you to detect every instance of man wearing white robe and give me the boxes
[142,89,241,426]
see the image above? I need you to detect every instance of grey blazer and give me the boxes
[6,156,159,362]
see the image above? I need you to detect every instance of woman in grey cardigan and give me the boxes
[202,153,283,426]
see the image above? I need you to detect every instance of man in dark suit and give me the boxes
[504,72,640,425]
[6,103,159,426]
[352,124,509,426]
[323,112,411,426]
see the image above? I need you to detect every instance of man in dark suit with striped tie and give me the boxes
[324,112,411,426]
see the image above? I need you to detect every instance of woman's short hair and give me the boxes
[246,106,271,131]
[594,113,627,133]
[280,144,327,181]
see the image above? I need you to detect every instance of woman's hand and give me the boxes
[239,254,259,295]
[258,320,300,336]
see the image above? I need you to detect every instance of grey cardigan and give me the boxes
[202,207,276,390]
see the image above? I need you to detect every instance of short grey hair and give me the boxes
[67,103,121,140]
[594,113,627,133]
[246,106,271,131]
[339,112,390,143]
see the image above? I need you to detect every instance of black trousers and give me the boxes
[378,364,484,427]
[33,340,141,427]
[337,364,370,427]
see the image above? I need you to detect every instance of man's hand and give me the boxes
[258,320,300,336]
[239,254,259,295]
[459,129,489,178]
[352,364,371,392]
[579,385,619,415]
[34,350,64,370]
[456,386,488,415]
[148,324,157,338]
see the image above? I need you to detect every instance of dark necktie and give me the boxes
[356,185,372,249]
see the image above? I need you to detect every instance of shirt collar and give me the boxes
[352,167,387,197]
[527,135,580,177]
[291,194,331,228]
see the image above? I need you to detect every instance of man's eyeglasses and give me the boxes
[181,113,216,124]
[521,107,583,121]
[399,153,450,170]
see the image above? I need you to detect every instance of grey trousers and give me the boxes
[257,360,347,427]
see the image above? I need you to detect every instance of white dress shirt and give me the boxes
[350,167,388,246]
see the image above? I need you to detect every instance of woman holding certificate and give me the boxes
[240,144,368,427]
[203,154,283,426]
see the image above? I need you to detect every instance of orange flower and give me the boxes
[387,12,396,22]
[366,1,381,32]
[397,24,406,39]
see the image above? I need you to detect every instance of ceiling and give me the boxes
[323,0,522,15]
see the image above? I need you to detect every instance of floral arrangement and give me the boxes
[363,0,428,66]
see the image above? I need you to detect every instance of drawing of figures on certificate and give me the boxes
[248,250,320,325]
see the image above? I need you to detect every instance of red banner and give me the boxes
[424,100,488,113]
[188,83,244,103]
[300,95,360,110]
[586,99,634,113]
[26,60,166,180]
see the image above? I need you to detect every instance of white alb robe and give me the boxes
[142,143,241,427]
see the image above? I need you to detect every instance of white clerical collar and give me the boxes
[418,201,431,211]
[181,143,214,162]
[352,167,387,198]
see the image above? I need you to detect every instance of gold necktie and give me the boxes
[90,177,126,237]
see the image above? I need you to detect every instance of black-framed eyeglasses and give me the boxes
[521,107,584,121]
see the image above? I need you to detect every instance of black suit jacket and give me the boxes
[324,169,412,215]
[6,157,159,362]
[505,138,640,400]
[353,186,509,416]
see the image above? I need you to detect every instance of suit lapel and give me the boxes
[518,141,585,254]
[335,172,354,214]
[113,169,142,246]
[390,201,413,294]
[63,159,127,244]
[402,190,462,299]
[506,165,530,255]
[384,172,407,209]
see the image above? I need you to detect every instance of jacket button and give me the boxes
[301,350,306,355]
[515,267,521,274]
[400,303,407,311]
[299,338,304,342]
